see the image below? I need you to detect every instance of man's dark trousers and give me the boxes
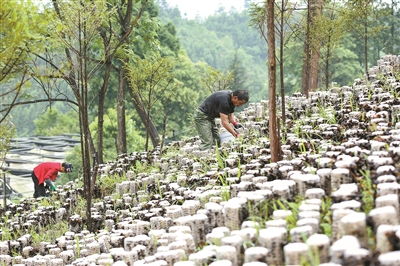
[194,109,220,150]
[32,172,47,198]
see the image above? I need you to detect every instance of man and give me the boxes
[195,90,249,149]
[31,162,72,198]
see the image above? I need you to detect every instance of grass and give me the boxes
[30,221,68,246]
[215,145,228,170]
[1,219,68,256]
[293,119,304,138]
[98,173,128,196]
[299,141,308,154]
[247,199,273,224]
[357,169,375,214]
[274,198,302,231]
[162,147,181,159]
[320,197,332,237]
[318,105,337,124]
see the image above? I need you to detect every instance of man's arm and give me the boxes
[228,113,237,125]
[220,113,239,137]
[44,179,57,191]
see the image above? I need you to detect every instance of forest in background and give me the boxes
[1,0,399,182]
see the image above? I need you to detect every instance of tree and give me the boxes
[0,0,43,124]
[94,0,148,162]
[250,0,282,162]
[266,0,281,162]
[312,0,347,90]
[301,0,324,97]
[34,109,79,136]
[36,0,110,231]
[275,0,297,123]
[201,65,234,94]
[229,52,247,91]
[125,54,176,150]
[346,0,377,77]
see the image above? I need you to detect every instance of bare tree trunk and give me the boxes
[78,13,92,232]
[364,19,369,78]
[160,114,168,152]
[144,86,152,151]
[301,1,311,97]
[309,49,320,90]
[97,61,112,163]
[302,0,324,95]
[267,0,281,163]
[117,68,127,154]
[280,0,286,124]
[390,0,394,54]
[128,84,160,147]
[114,0,133,155]
[324,37,331,91]
[309,0,323,91]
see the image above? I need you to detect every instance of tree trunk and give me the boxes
[145,85,153,151]
[117,68,127,154]
[390,0,394,54]
[308,0,323,91]
[128,83,160,147]
[325,34,331,90]
[364,19,369,78]
[160,113,168,152]
[280,0,285,124]
[78,14,92,232]
[302,0,323,95]
[97,60,112,163]
[301,1,311,97]
[267,0,281,163]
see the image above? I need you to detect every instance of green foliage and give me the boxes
[0,0,45,82]
[89,108,146,161]
[0,121,15,168]
[220,186,230,202]
[330,41,364,85]
[357,169,375,213]
[34,109,79,136]
[133,160,159,175]
[160,7,266,101]
[274,198,302,232]
[215,146,225,170]
[98,173,128,197]
[0,217,68,246]
[63,145,83,185]
[30,221,68,246]
[320,197,332,236]
[318,106,337,124]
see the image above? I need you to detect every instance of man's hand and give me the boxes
[233,123,243,129]
[220,113,240,138]
[45,179,56,191]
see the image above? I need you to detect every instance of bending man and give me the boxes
[31,162,72,198]
[195,90,249,150]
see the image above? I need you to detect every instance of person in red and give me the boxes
[32,162,73,198]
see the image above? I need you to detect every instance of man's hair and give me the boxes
[62,162,73,172]
[232,90,249,102]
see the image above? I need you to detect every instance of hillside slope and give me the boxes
[0,56,399,265]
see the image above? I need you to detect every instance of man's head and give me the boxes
[61,162,73,173]
[231,90,249,107]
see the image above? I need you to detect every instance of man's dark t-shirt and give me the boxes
[199,90,235,119]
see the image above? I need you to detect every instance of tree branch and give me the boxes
[0,71,28,124]
[0,98,78,113]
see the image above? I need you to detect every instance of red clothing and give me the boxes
[33,162,62,185]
